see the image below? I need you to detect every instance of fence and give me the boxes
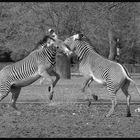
[123,64,140,73]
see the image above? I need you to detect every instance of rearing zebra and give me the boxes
[62,33,140,117]
[0,34,66,111]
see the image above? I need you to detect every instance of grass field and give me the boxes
[0,75,140,137]
[1,75,140,103]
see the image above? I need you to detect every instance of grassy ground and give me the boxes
[1,75,140,104]
[0,69,140,137]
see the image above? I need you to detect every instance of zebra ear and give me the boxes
[48,29,54,35]
[48,29,58,40]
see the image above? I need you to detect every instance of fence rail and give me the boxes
[123,64,140,73]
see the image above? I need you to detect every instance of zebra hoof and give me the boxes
[92,95,98,101]
[80,88,85,93]
[105,114,110,118]
[49,93,54,101]
[48,102,56,106]
[126,113,131,117]
[105,112,112,117]
[14,110,21,116]
[88,100,91,107]
[48,86,51,92]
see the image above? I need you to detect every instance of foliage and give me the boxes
[0,46,12,62]
[10,49,29,62]
[0,2,139,63]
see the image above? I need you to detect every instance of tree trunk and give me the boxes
[108,29,117,60]
[55,52,71,79]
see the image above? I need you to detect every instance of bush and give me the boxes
[10,49,29,62]
[0,47,12,62]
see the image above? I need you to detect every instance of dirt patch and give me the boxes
[0,76,140,137]
[0,102,140,138]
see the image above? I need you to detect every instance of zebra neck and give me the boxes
[75,41,101,63]
[77,47,89,62]
[40,47,57,65]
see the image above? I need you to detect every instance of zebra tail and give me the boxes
[120,63,140,96]
[127,76,140,97]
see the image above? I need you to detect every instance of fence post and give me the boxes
[55,52,71,79]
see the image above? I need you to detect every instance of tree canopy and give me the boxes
[0,2,139,63]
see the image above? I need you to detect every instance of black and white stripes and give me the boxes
[63,34,137,117]
[0,40,57,94]
[7,45,57,82]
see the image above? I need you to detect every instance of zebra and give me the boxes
[0,34,66,112]
[62,33,140,117]
[48,28,72,56]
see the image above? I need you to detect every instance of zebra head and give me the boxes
[34,35,57,50]
[64,33,84,52]
[48,29,73,56]
[46,36,56,47]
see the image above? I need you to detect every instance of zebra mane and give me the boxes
[33,35,54,51]
[79,36,99,54]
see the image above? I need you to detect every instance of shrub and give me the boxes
[10,49,29,62]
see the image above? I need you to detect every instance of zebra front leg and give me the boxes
[81,77,98,106]
[38,66,54,101]
[39,76,54,100]
[81,77,93,93]
[81,77,92,106]
[86,78,98,101]
[47,69,60,99]
[39,70,54,101]
[86,86,98,107]
[40,77,54,100]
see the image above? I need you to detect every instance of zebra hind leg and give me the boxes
[0,91,9,104]
[10,85,21,110]
[105,95,117,117]
[121,79,131,117]
[48,84,54,100]
[0,88,10,112]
